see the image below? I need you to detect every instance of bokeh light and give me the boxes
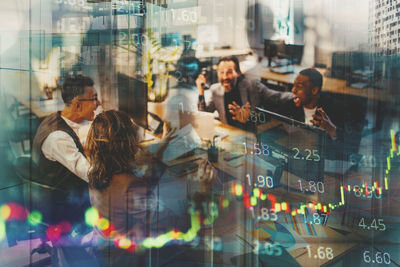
[102,223,115,237]
[27,211,42,226]
[59,221,72,234]
[222,199,229,208]
[235,184,243,196]
[118,236,132,250]
[250,196,257,206]
[46,225,62,242]
[0,204,11,220]
[0,220,5,241]
[6,203,28,221]
[253,188,261,198]
[99,217,110,231]
[85,207,99,226]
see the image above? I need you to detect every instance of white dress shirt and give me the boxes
[41,116,90,183]
[303,107,317,126]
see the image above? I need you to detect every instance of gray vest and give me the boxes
[32,111,87,192]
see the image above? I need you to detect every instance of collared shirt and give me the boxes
[303,106,317,126]
[41,116,90,183]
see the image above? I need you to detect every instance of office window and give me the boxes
[0,1,399,266]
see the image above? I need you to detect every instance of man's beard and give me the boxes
[221,79,235,92]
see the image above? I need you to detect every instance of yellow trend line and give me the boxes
[101,129,399,251]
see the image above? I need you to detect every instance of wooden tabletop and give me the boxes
[139,113,367,265]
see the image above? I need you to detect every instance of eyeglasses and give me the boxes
[78,97,98,102]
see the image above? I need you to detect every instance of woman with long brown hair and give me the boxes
[85,110,175,265]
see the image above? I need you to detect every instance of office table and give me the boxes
[9,91,64,119]
[142,114,371,266]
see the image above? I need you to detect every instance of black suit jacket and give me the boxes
[198,76,292,124]
[279,93,346,138]
[277,93,354,160]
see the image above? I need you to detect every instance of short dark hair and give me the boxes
[217,55,241,73]
[299,68,323,92]
[62,75,94,104]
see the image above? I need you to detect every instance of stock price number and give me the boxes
[154,7,199,26]
[118,32,149,47]
[247,174,274,188]
[358,218,386,231]
[353,184,381,199]
[303,213,328,225]
[306,246,334,260]
[243,143,269,156]
[298,180,324,193]
[363,250,391,265]
[253,241,282,256]
[246,110,266,123]
[292,148,320,161]
[259,208,278,221]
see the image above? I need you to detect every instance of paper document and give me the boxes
[149,124,202,163]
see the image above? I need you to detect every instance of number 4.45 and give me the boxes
[358,218,386,231]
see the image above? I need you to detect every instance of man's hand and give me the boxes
[195,74,207,96]
[311,108,337,139]
[228,101,250,124]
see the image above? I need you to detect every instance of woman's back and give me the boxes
[89,172,153,239]
[85,110,178,265]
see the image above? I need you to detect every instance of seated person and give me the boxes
[230,68,344,141]
[86,110,216,265]
[33,74,100,184]
[86,110,169,265]
[231,69,350,161]
[32,74,100,224]
[163,56,200,128]
[280,68,343,140]
[196,55,291,129]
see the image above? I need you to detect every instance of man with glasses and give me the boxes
[31,74,100,237]
[33,74,101,186]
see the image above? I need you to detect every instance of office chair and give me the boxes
[6,96,40,155]
[11,155,98,266]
